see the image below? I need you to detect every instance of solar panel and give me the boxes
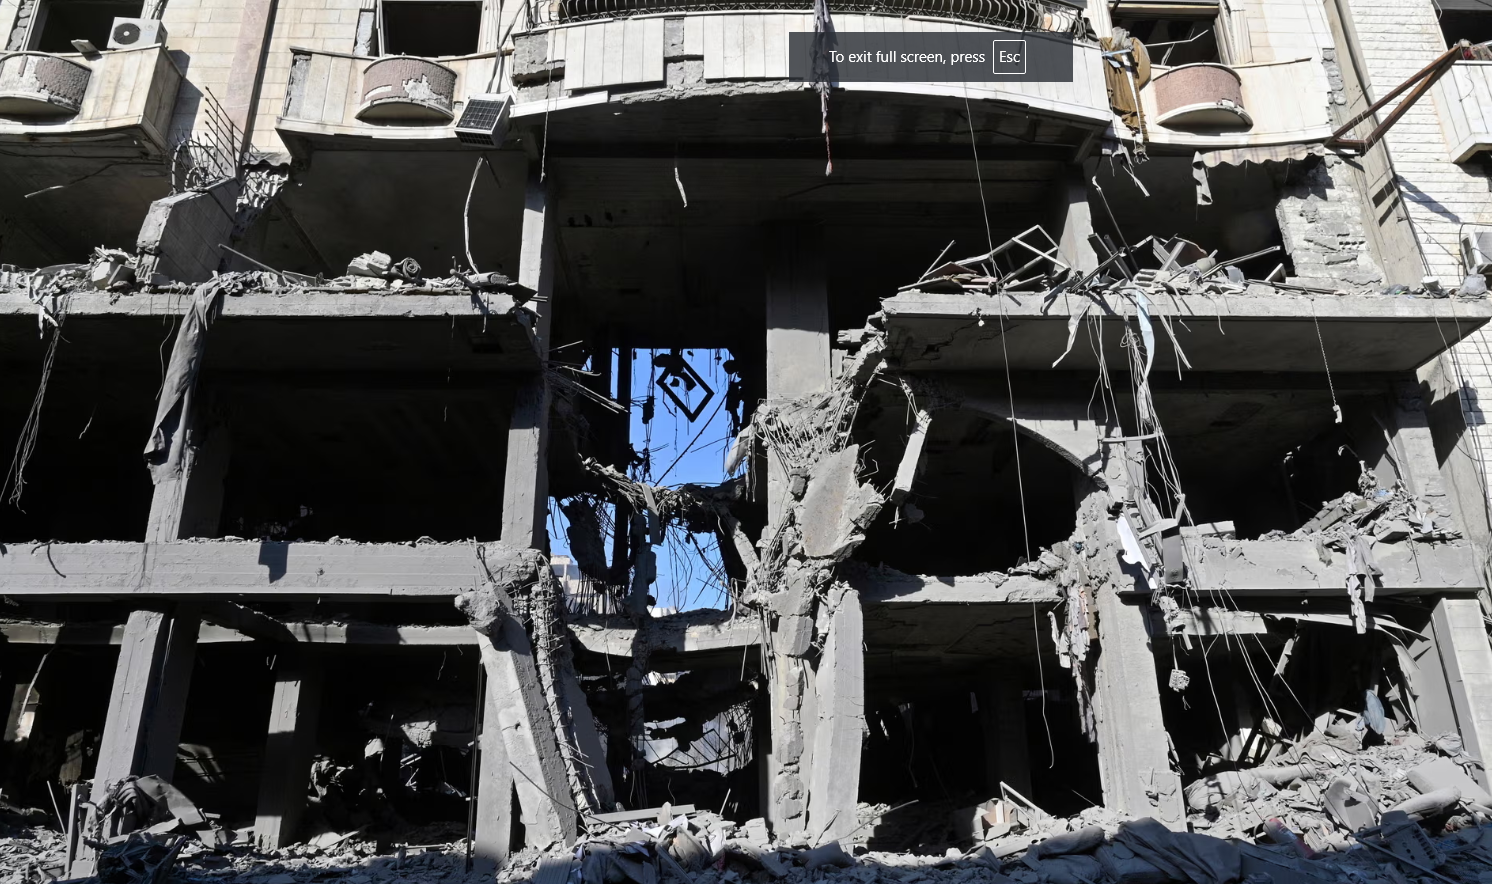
[455,95,513,146]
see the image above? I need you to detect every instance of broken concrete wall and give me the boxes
[136,180,240,285]
[1274,156,1385,288]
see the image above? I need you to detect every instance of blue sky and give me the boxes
[548,348,739,611]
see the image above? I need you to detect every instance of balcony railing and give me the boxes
[525,0,1085,32]
[1439,61,1492,164]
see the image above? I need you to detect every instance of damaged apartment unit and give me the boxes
[7,0,1492,865]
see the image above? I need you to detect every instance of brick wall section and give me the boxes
[162,0,249,136]
[1275,155,1385,286]
[1343,0,1492,504]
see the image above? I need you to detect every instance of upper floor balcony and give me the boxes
[1136,55,1334,150]
[501,0,1113,137]
[0,44,181,150]
[277,48,499,154]
[1438,60,1492,163]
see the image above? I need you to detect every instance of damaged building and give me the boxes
[5,0,1492,878]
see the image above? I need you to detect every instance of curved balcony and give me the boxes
[279,48,498,153]
[0,52,91,116]
[357,56,459,121]
[0,45,181,148]
[1150,63,1251,130]
[1137,56,1333,149]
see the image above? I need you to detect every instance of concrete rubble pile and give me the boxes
[896,226,1489,304]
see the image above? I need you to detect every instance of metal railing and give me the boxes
[526,0,1085,33]
[168,86,245,194]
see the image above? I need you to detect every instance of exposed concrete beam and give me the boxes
[1175,538,1478,596]
[0,621,480,645]
[851,572,1062,604]
[200,601,296,642]
[0,541,492,597]
[0,291,536,324]
[879,291,1492,374]
[568,612,760,657]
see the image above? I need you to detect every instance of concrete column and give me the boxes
[146,408,230,542]
[140,603,201,780]
[254,652,323,849]
[91,610,172,808]
[979,669,1032,797]
[1091,583,1184,829]
[477,624,576,846]
[1056,168,1098,273]
[806,586,864,845]
[73,606,200,875]
[501,172,557,550]
[1390,378,1453,519]
[221,0,278,147]
[762,223,831,836]
[764,223,830,406]
[473,659,514,872]
[1429,597,1492,788]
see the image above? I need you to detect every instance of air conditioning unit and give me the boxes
[1463,228,1492,275]
[107,18,167,50]
[455,94,513,147]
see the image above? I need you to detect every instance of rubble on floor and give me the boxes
[2,723,1490,884]
[894,226,1488,302]
[0,250,535,305]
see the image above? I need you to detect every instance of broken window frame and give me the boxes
[373,0,489,58]
[1111,0,1232,66]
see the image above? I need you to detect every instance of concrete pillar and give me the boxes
[221,0,277,148]
[140,603,200,780]
[1091,584,1185,828]
[1429,597,1492,788]
[92,608,199,797]
[764,223,830,404]
[501,171,557,550]
[762,223,830,836]
[1390,378,1453,519]
[473,659,514,871]
[979,669,1032,797]
[806,586,864,845]
[146,407,230,542]
[1056,168,1098,273]
[254,651,323,849]
[477,624,576,846]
